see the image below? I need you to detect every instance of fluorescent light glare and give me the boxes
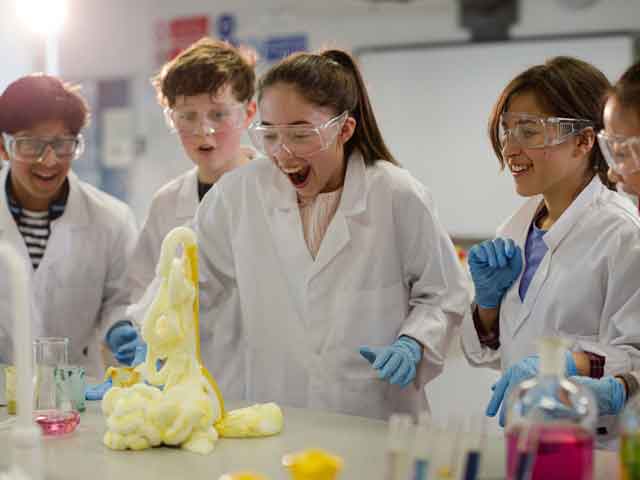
[17,0,67,36]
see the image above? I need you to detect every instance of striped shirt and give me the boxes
[5,172,68,269]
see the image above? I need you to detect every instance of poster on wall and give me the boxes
[153,13,307,69]
[154,15,210,66]
[215,13,308,64]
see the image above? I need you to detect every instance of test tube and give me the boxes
[431,415,462,480]
[461,414,485,480]
[386,413,413,480]
[411,411,432,480]
[514,420,539,480]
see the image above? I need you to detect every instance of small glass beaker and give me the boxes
[32,337,80,435]
[33,337,69,411]
[54,366,86,412]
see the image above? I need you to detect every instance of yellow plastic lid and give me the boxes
[282,448,343,480]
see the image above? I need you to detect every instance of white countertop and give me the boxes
[0,402,621,479]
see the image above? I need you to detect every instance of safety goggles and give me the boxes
[499,112,593,150]
[248,111,348,158]
[597,131,640,175]
[2,133,85,163]
[164,102,246,136]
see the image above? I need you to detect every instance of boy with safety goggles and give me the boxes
[126,37,257,305]
[83,39,260,401]
[0,74,137,377]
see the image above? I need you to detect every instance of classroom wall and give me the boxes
[0,4,36,91]
[48,0,640,428]
[56,0,640,220]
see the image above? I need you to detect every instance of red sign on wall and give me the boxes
[155,15,210,66]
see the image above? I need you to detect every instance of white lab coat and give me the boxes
[0,167,138,376]
[195,151,470,419]
[127,167,199,303]
[127,147,257,303]
[461,176,640,442]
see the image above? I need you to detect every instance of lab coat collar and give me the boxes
[176,167,199,219]
[0,167,84,270]
[0,167,88,230]
[263,150,369,216]
[0,167,18,239]
[543,175,603,253]
[59,170,90,228]
[0,166,11,235]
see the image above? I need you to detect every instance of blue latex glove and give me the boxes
[570,375,626,416]
[487,352,578,427]
[468,238,523,309]
[359,336,422,388]
[106,321,143,365]
[85,378,112,401]
[85,343,148,401]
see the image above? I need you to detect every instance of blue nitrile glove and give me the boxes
[84,343,148,401]
[105,321,143,365]
[359,336,422,388]
[570,375,626,416]
[487,352,578,427]
[468,238,523,309]
[132,343,148,366]
[85,378,112,401]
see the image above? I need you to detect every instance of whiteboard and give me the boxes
[358,34,636,239]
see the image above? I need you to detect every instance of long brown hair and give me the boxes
[488,56,614,189]
[257,49,397,166]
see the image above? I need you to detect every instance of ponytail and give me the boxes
[258,49,397,166]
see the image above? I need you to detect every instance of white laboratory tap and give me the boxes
[0,242,42,480]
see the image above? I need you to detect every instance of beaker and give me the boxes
[32,337,79,435]
[33,337,69,411]
[54,365,85,412]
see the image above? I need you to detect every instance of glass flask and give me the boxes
[620,393,640,480]
[504,338,597,480]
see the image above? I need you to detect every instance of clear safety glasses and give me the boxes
[248,111,348,158]
[597,131,640,175]
[164,102,247,136]
[2,133,85,163]
[499,112,594,150]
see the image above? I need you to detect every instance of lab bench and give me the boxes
[0,403,621,479]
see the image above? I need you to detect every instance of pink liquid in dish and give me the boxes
[34,409,80,436]
[506,424,593,480]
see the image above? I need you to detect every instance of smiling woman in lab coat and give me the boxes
[195,49,470,419]
[0,75,137,376]
[461,57,640,436]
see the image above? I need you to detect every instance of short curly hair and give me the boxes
[152,37,256,108]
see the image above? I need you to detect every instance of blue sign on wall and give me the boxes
[215,13,308,63]
[263,34,308,61]
[216,13,237,45]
